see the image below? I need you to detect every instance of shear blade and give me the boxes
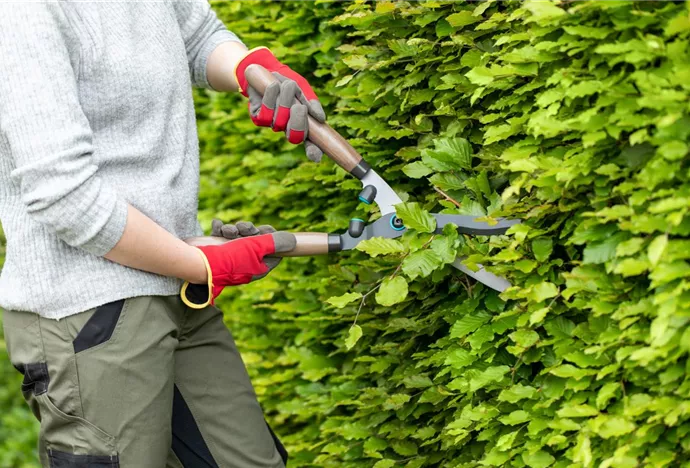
[360,169,403,216]
[451,257,512,292]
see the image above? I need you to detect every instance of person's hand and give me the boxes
[211,219,283,278]
[234,47,326,163]
[180,227,295,309]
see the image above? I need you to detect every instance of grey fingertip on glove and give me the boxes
[211,219,276,238]
[211,220,296,281]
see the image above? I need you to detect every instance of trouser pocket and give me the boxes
[12,359,119,466]
[4,308,120,467]
[48,448,119,468]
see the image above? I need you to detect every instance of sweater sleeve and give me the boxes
[0,4,128,257]
[171,0,244,89]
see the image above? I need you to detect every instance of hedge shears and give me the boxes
[187,65,520,292]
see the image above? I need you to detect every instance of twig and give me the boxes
[353,235,436,326]
[458,274,474,298]
[512,340,539,383]
[353,284,381,326]
[433,186,462,208]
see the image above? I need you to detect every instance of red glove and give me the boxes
[234,47,326,163]
[181,232,296,309]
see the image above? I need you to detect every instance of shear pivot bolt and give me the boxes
[390,215,405,231]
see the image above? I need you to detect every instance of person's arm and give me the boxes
[0,5,207,284]
[105,206,207,284]
[206,41,248,92]
[170,0,246,90]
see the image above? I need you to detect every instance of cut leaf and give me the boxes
[345,325,363,350]
[376,276,408,306]
[326,292,362,308]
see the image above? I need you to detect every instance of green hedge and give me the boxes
[200,1,690,467]
[0,226,39,467]
[2,1,690,466]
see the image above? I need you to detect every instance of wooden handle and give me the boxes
[244,64,364,173]
[184,232,330,257]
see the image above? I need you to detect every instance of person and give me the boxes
[0,2,325,467]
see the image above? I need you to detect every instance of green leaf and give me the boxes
[529,282,559,303]
[376,276,408,306]
[557,404,599,418]
[616,238,645,257]
[356,237,407,257]
[445,348,478,369]
[421,137,473,171]
[384,393,411,410]
[435,19,453,38]
[373,461,396,468]
[429,172,466,191]
[402,161,433,179]
[591,415,636,439]
[392,440,418,456]
[446,11,481,28]
[549,364,595,380]
[402,375,433,389]
[342,54,368,69]
[375,1,396,13]
[496,431,520,451]
[574,433,593,467]
[451,312,491,338]
[326,292,362,308]
[500,410,530,425]
[469,366,510,392]
[430,233,458,264]
[648,234,668,267]
[345,325,363,350]
[498,384,537,403]
[532,238,553,262]
[657,140,688,160]
[525,0,565,20]
[522,450,555,468]
[510,329,539,348]
[395,202,436,233]
[596,382,620,409]
[364,437,387,454]
[563,25,611,39]
[468,325,494,349]
[529,307,549,325]
[402,249,443,279]
[613,258,650,277]
[465,66,494,86]
[583,233,627,264]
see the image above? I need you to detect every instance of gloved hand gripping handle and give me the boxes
[244,64,371,179]
[185,232,336,256]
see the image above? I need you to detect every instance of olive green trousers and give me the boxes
[2,296,287,468]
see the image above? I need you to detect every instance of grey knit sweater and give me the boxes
[0,2,241,319]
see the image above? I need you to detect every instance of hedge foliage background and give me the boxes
[2,1,690,466]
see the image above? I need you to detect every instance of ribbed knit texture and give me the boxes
[0,1,242,319]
